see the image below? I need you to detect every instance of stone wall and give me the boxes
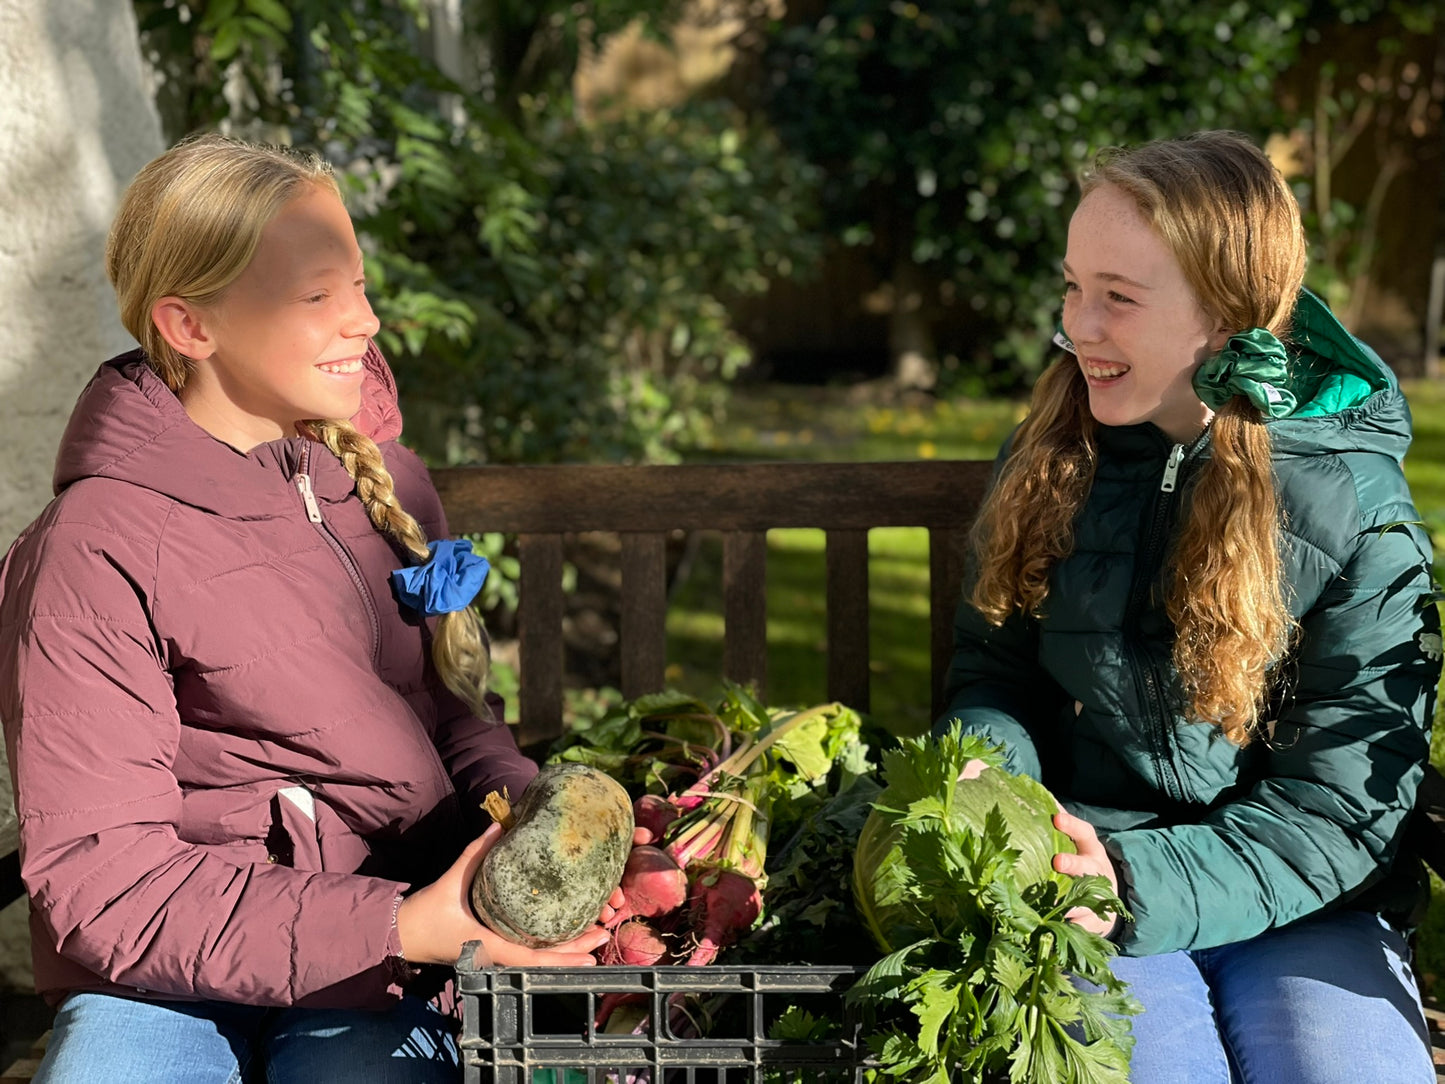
[0,0,163,991]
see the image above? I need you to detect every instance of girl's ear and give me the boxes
[1206,325,1234,355]
[151,297,216,361]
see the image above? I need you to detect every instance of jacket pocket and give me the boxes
[268,785,372,873]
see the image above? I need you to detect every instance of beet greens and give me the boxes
[547,693,1140,1084]
[545,683,873,982]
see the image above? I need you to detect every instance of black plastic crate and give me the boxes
[456,941,874,1084]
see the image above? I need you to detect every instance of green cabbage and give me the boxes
[852,727,1076,952]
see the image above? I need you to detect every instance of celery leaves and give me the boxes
[848,726,1140,1084]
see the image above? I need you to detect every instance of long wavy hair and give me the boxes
[970,131,1307,745]
[106,133,492,718]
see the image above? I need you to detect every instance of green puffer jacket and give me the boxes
[939,291,1441,957]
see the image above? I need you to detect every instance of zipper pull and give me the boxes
[296,472,323,523]
[1160,444,1185,493]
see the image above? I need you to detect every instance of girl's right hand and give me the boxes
[395,824,610,968]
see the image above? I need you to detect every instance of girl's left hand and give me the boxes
[1051,808,1120,937]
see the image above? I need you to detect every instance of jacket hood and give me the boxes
[1265,289,1409,462]
[52,341,402,517]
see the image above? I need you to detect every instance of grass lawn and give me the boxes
[666,378,1445,993]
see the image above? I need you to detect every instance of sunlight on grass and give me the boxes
[683,384,1025,463]
[663,525,935,735]
[671,386,1014,735]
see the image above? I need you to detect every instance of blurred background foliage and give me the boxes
[135,0,823,465]
[133,0,1444,459]
[755,1,1304,388]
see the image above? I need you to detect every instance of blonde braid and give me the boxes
[307,419,493,718]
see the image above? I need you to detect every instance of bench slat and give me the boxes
[517,533,565,748]
[826,529,871,713]
[723,531,768,697]
[434,462,991,534]
[619,533,668,700]
[929,526,970,720]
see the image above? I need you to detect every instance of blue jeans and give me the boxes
[1113,909,1434,1083]
[34,991,459,1083]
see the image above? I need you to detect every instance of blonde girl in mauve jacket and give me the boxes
[0,134,629,1082]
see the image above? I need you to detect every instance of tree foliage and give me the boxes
[758,1,1305,388]
[134,0,821,463]
[1282,1,1444,333]
[758,0,1441,388]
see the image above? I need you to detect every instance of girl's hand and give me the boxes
[399,823,657,966]
[1051,808,1120,937]
[397,824,612,968]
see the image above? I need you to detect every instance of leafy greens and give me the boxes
[847,725,1140,1084]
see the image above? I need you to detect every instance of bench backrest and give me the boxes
[432,460,994,748]
[435,458,1445,891]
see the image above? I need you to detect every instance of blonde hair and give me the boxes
[106,133,340,391]
[107,133,493,717]
[972,131,1306,745]
[303,419,493,716]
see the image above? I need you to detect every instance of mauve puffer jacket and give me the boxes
[0,345,537,1009]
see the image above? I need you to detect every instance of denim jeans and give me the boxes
[34,990,459,1083]
[1113,909,1434,1083]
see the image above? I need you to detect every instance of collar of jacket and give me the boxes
[1090,288,1411,468]
[51,341,403,519]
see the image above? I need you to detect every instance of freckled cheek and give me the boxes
[279,323,335,365]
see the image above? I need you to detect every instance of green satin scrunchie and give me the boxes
[1192,328,1297,418]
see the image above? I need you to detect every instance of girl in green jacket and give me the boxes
[944,130,1440,1081]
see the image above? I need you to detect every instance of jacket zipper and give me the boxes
[1124,436,1205,801]
[295,443,382,668]
[296,472,323,523]
[1159,443,1186,493]
[294,445,465,845]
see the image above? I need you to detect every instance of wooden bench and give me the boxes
[431,460,990,746]
[3,458,1445,1077]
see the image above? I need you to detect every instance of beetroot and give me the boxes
[603,918,671,966]
[616,845,688,920]
[681,866,763,967]
[584,700,848,980]
[632,794,681,839]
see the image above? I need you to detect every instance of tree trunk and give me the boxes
[888,254,937,390]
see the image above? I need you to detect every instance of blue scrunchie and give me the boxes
[391,539,490,617]
[1192,328,1297,419]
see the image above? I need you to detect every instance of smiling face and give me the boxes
[167,184,380,451]
[1061,183,1225,443]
